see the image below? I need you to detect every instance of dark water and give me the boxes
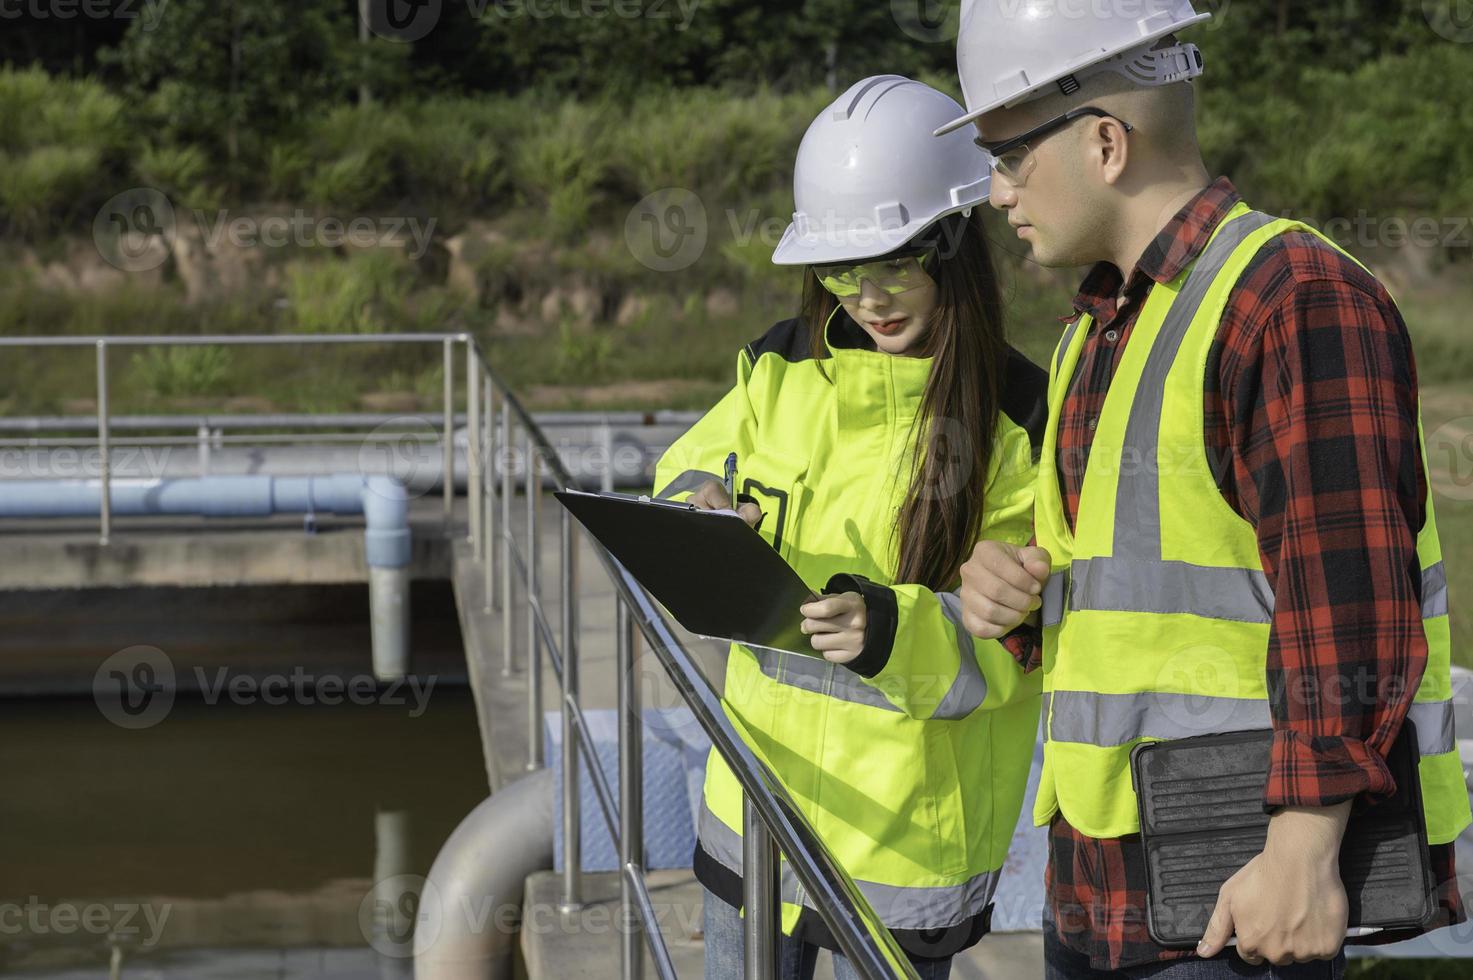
[0,583,488,978]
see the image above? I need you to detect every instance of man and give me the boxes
[936,3,1471,977]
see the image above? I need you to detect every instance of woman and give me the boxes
[652,75,1047,979]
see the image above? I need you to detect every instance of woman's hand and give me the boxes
[688,479,763,529]
[799,592,866,664]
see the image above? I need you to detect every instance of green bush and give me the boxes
[130,346,233,398]
[511,101,608,241]
[0,67,128,236]
[283,251,412,333]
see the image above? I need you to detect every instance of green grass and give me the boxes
[1346,958,1472,979]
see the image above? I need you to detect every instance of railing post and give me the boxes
[742,795,781,980]
[467,347,481,552]
[442,337,454,532]
[526,431,543,770]
[600,419,615,493]
[560,506,582,912]
[500,406,514,677]
[95,340,110,545]
[483,377,497,614]
[197,424,210,476]
[617,597,643,979]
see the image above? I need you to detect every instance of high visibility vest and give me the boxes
[653,311,1047,942]
[1033,203,1472,845]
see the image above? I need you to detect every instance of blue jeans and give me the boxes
[1043,915,1345,980]
[702,889,953,980]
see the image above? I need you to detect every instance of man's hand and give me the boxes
[687,479,762,529]
[1197,802,1352,965]
[799,592,866,665]
[958,541,1052,639]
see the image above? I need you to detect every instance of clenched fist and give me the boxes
[958,541,1052,639]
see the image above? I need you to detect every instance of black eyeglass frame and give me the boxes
[974,106,1135,161]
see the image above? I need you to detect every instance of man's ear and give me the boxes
[1096,117,1131,186]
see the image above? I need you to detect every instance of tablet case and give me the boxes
[554,489,821,657]
[1130,720,1434,947]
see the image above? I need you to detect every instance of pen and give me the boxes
[723,452,737,507]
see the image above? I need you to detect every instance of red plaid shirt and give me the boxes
[1010,178,1463,970]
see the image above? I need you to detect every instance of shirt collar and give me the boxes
[1068,176,1242,325]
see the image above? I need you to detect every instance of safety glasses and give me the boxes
[974,106,1134,185]
[813,252,933,298]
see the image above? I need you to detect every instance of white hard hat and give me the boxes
[935,0,1210,137]
[772,75,990,267]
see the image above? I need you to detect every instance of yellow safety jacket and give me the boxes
[1033,203,1471,846]
[652,311,1047,955]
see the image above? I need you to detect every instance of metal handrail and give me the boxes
[0,409,701,432]
[0,333,917,979]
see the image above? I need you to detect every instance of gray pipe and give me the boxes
[0,474,412,680]
[414,768,555,980]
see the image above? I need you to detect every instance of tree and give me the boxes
[105,0,404,167]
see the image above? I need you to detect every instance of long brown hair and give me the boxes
[799,209,1008,592]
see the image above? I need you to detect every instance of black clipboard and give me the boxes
[554,489,822,657]
[1130,720,1435,947]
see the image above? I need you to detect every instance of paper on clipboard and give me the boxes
[553,488,824,658]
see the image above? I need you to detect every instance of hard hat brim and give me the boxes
[934,11,1212,138]
[770,201,981,267]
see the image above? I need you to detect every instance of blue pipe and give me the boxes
[0,474,413,678]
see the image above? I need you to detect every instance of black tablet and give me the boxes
[1130,720,1434,947]
[554,489,822,657]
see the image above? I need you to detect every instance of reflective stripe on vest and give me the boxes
[1043,559,1448,627]
[696,799,1002,930]
[1041,688,1455,757]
